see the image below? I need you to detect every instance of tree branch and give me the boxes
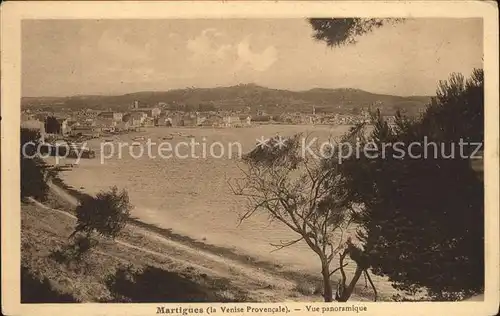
[329,262,348,276]
[270,236,304,253]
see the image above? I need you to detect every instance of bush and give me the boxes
[294,281,323,296]
[72,186,133,239]
[51,233,99,266]
[21,157,49,201]
[21,128,48,201]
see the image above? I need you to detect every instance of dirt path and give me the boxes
[45,180,295,284]
[43,178,377,302]
[29,197,300,301]
[36,183,302,300]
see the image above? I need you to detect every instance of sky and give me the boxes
[22,18,483,97]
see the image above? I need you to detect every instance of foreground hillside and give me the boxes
[22,84,431,115]
[21,174,381,303]
[22,192,369,303]
[21,201,248,302]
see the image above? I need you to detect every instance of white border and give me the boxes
[2,1,499,315]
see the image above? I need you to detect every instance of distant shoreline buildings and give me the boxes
[21,99,390,141]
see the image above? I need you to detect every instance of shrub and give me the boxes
[51,233,99,265]
[72,186,133,239]
[21,128,48,201]
[294,281,323,296]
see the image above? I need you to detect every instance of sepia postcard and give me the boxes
[1,1,499,315]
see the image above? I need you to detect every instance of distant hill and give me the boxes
[22,84,432,116]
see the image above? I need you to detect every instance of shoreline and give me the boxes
[48,173,385,301]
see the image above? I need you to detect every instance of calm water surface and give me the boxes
[51,125,393,295]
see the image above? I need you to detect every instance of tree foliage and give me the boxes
[21,128,48,201]
[308,18,403,47]
[44,116,61,134]
[307,16,484,300]
[72,186,133,239]
[339,69,484,300]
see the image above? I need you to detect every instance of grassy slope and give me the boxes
[22,170,385,303]
[22,191,382,303]
[21,199,251,303]
[23,189,340,303]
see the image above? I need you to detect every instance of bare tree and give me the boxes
[230,127,376,302]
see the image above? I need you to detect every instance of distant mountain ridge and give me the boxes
[22,84,433,116]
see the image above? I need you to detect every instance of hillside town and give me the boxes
[21,100,381,142]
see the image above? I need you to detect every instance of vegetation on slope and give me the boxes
[21,201,249,303]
